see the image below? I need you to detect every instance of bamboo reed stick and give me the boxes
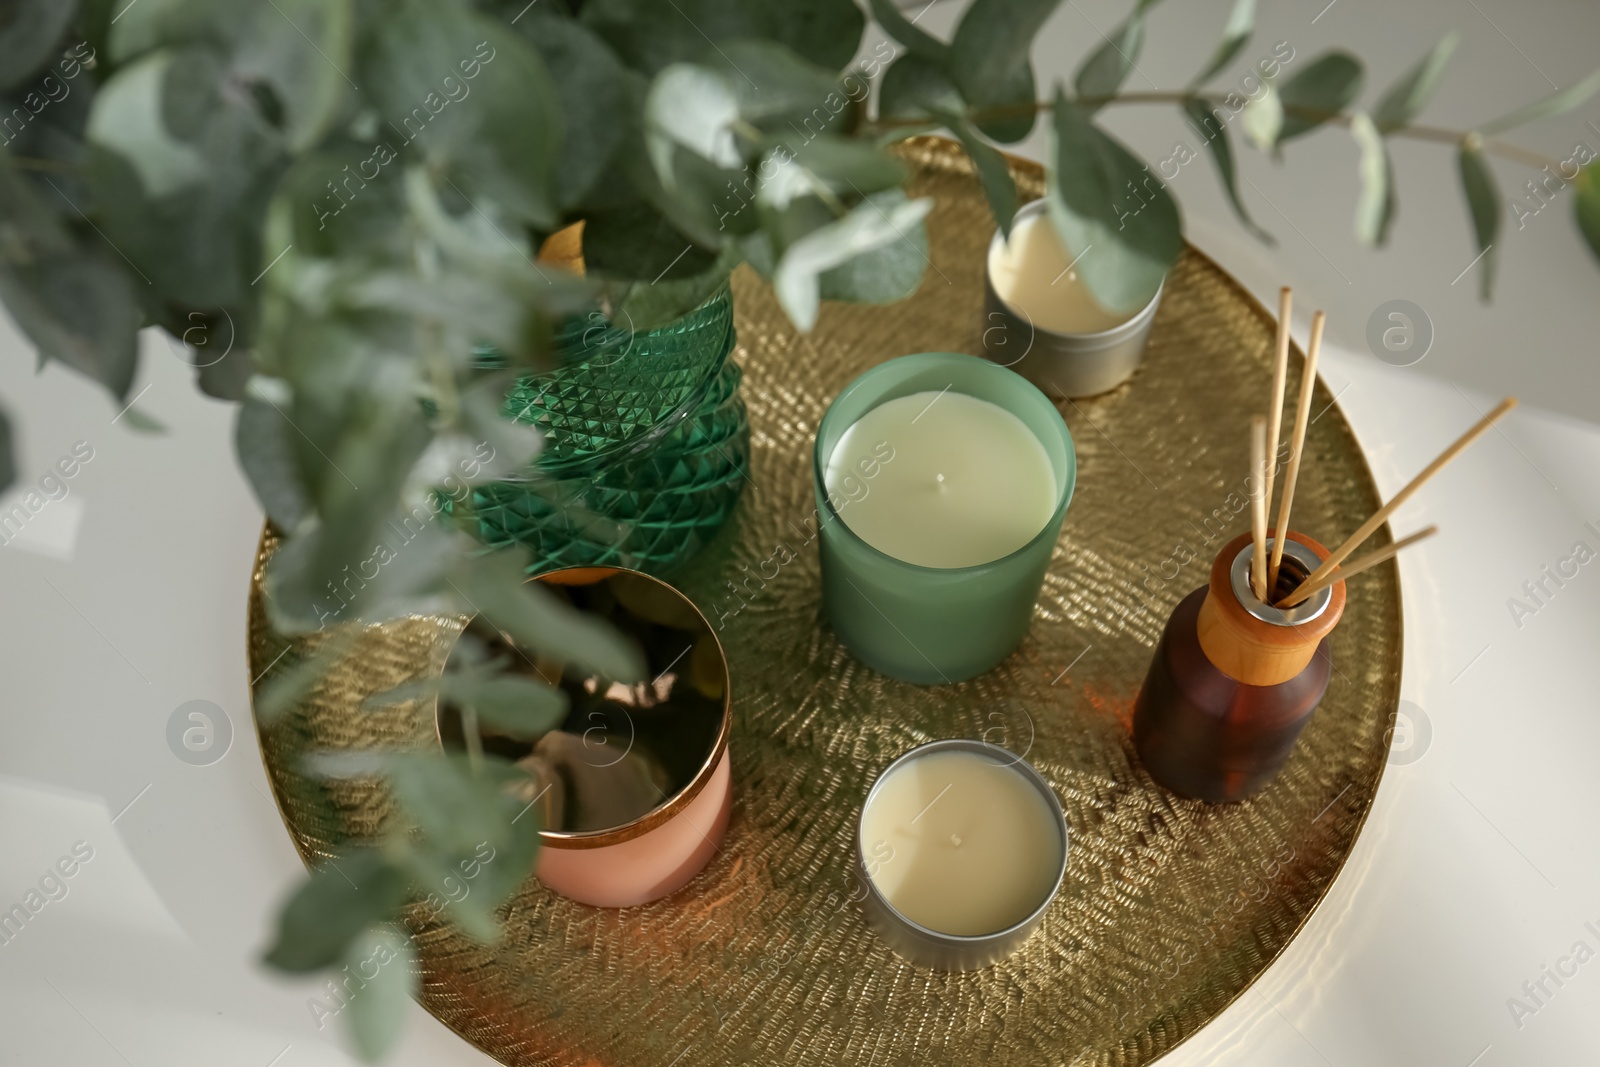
[1295,398,1517,593]
[1276,526,1439,608]
[1267,310,1325,589]
[1249,415,1269,602]
[1262,287,1292,517]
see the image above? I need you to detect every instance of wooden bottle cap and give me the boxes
[1196,529,1345,687]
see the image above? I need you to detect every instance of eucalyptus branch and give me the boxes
[462,705,485,771]
[867,93,1564,172]
[8,155,78,174]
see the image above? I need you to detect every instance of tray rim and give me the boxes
[243,134,1404,1067]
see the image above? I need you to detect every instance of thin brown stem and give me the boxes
[866,92,1563,172]
[8,155,78,174]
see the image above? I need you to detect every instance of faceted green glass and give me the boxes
[493,284,735,469]
[456,286,748,575]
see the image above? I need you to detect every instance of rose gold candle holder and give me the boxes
[436,566,732,907]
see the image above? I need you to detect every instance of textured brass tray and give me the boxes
[249,137,1400,1067]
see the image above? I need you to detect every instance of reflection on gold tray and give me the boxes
[249,137,1400,1067]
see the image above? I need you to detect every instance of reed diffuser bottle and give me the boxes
[1132,530,1345,803]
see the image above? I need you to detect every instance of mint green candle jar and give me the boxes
[812,353,1076,684]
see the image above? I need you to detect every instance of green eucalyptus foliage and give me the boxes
[4,0,1600,1059]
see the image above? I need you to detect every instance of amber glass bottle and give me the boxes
[1133,530,1346,803]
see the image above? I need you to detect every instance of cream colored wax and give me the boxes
[823,390,1056,569]
[861,750,1062,936]
[988,212,1131,334]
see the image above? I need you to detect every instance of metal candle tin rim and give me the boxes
[1229,537,1332,626]
[433,565,733,851]
[855,738,1069,946]
[985,198,1165,345]
[811,351,1076,575]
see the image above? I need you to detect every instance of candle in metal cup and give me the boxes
[979,200,1165,398]
[861,748,1063,935]
[987,212,1133,335]
[855,739,1069,970]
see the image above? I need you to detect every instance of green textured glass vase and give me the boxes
[458,286,749,575]
[499,284,736,470]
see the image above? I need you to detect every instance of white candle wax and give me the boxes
[860,749,1063,937]
[988,212,1131,335]
[823,390,1056,569]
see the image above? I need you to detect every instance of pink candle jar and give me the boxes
[437,567,732,907]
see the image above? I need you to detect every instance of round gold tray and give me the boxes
[249,137,1400,1067]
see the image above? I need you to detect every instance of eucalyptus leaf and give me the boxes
[195,344,254,401]
[232,0,356,152]
[1182,97,1272,243]
[467,790,542,908]
[866,0,949,61]
[0,0,77,93]
[876,52,963,127]
[87,45,286,311]
[1189,0,1254,88]
[262,850,409,973]
[1074,0,1161,113]
[1458,140,1501,300]
[0,406,14,494]
[772,190,933,329]
[1372,32,1458,134]
[290,364,437,620]
[460,386,543,475]
[1,43,97,207]
[584,198,723,281]
[510,11,627,209]
[817,191,932,305]
[1350,111,1395,246]
[950,0,1064,143]
[359,1,562,228]
[451,549,647,683]
[386,752,539,864]
[342,925,418,1063]
[312,520,470,628]
[708,39,848,131]
[1576,163,1600,269]
[450,672,569,738]
[1480,69,1600,137]
[949,118,1018,237]
[785,135,910,198]
[268,145,410,264]
[118,405,165,433]
[1047,90,1181,312]
[373,669,569,739]
[581,0,865,75]
[644,63,743,192]
[236,393,313,531]
[0,152,141,397]
[1276,51,1363,144]
[0,248,142,400]
[400,844,499,942]
[1241,79,1283,151]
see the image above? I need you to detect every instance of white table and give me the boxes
[3,1,1599,1063]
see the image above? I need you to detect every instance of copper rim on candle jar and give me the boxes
[436,566,733,908]
[855,738,1069,970]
